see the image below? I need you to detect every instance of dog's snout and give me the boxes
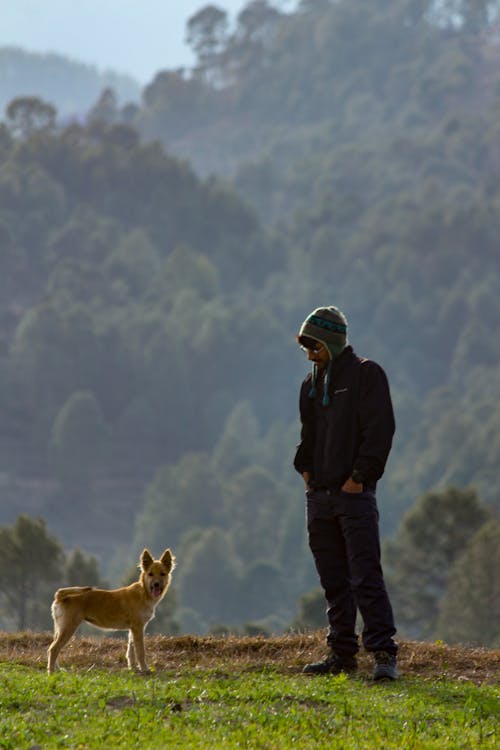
[150,580,163,598]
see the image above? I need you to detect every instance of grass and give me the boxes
[0,633,498,749]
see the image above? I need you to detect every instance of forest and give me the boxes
[0,0,499,646]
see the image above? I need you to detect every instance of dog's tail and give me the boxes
[54,586,94,601]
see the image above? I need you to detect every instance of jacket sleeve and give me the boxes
[353,361,395,483]
[294,377,315,476]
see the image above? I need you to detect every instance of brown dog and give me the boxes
[47,548,175,674]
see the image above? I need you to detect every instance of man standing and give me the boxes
[294,306,398,680]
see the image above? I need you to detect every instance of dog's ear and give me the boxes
[140,549,154,571]
[160,548,176,571]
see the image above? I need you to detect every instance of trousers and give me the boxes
[306,487,397,657]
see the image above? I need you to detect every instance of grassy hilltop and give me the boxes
[0,632,498,749]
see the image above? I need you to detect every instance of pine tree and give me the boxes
[437,520,500,647]
[384,487,491,639]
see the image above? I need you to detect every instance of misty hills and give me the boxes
[137,1,500,205]
[0,0,499,637]
[0,47,140,120]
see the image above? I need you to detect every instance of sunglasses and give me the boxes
[299,337,324,353]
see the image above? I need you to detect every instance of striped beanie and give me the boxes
[297,306,348,359]
[297,306,348,406]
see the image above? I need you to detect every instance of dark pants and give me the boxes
[306,487,397,657]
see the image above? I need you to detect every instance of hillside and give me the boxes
[0,47,140,118]
[0,0,499,643]
[1,631,499,684]
[134,0,500,521]
[139,1,500,188]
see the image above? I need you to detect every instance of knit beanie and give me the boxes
[298,306,348,359]
[297,306,348,406]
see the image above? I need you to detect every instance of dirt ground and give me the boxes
[1,631,499,684]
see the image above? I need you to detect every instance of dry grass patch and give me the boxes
[1,631,498,683]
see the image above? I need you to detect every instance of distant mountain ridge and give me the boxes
[0,47,141,119]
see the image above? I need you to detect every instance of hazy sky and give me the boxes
[0,0,251,83]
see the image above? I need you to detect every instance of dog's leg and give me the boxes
[131,625,149,673]
[126,630,138,670]
[47,617,80,674]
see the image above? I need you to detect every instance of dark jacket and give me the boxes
[294,346,395,489]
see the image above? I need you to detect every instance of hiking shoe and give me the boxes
[303,653,358,675]
[373,651,398,681]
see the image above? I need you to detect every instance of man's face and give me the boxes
[301,340,330,369]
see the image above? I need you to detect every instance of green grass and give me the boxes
[0,664,498,749]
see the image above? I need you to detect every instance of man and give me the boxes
[294,306,398,681]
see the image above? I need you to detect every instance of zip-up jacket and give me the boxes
[294,346,395,489]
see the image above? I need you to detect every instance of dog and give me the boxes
[47,547,175,674]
